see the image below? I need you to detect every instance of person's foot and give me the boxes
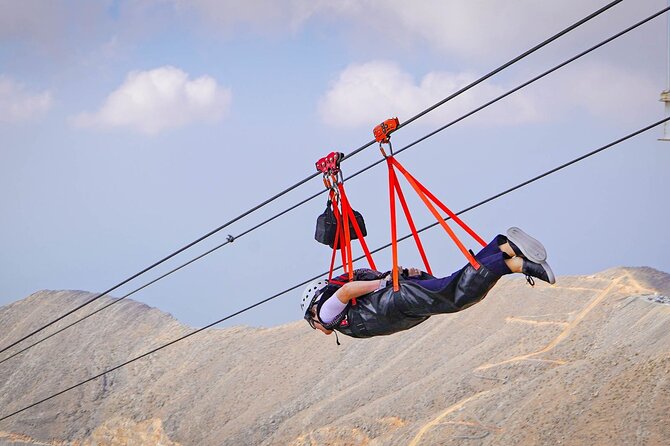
[521,259,556,285]
[506,227,547,263]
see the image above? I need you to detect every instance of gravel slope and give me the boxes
[0,267,668,445]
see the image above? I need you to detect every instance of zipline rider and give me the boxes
[301,227,555,339]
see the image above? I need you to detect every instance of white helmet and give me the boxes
[301,278,329,316]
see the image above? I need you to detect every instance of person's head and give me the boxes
[305,303,333,335]
[301,278,332,334]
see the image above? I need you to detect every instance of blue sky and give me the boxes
[1,0,669,330]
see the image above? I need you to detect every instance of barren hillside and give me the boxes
[0,267,669,445]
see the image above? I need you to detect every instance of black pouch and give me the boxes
[315,200,367,248]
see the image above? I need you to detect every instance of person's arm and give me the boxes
[314,280,384,335]
[335,280,383,304]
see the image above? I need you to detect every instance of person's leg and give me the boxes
[475,232,545,260]
[478,251,555,284]
[474,251,513,277]
[398,231,554,316]
[470,234,516,277]
[407,235,512,292]
[472,232,554,283]
[471,234,508,259]
[405,231,553,292]
[407,269,462,292]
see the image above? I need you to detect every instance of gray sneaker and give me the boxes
[506,227,547,263]
[521,259,556,285]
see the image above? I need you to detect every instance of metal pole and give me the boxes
[661,1,670,140]
[667,0,670,90]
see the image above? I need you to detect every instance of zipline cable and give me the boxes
[2,115,667,423]
[0,0,621,356]
[344,0,624,159]
[0,192,316,365]
[2,3,663,364]
[0,174,317,357]
[344,5,670,179]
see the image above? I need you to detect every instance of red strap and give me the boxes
[338,193,357,303]
[390,157,486,248]
[338,184,377,271]
[328,219,340,281]
[386,158,400,291]
[389,163,432,275]
[339,190,354,281]
[330,194,349,278]
[325,182,377,303]
[389,156,481,270]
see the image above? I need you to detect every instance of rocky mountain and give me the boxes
[0,267,669,445]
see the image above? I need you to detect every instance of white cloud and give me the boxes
[318,61,541,128]
[327,0,612,60]
[0,76,52,123]
[547,61,660,120]
[72,66,232,135]
[4,0,663,65]
[318,57,662,129]
[374,1,661,63]
[171,0,661,61]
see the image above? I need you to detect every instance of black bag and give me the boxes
[315,200,367,248]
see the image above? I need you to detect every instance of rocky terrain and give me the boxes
[0,267,668,445]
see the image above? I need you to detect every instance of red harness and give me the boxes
[375,118,486,291]
[314,117,487,296]
[316,152,376,304]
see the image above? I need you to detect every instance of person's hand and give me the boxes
[407,267,421,277]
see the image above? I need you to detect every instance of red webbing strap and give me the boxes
[389,157,481,270]
[388,162,433,275]
[337,205,352,279]
[391,158,487,248]
[329,271,349,286]
[328,192,340,281]
[386,158,400,291]
[337,183,377,271]
[335,209,356,304]
[339,189,354,281]
[330,193,350,279]
[328,233,338,281]
[335,185,356,303]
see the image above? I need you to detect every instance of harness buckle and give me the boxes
[373,117,399,144]
[315,151,345,175]
[317,151,345,193]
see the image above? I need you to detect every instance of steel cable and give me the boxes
[2,2,663,365]
[2,115,668,423]
[0,0,622,356]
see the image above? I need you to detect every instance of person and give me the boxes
[301,227,555,339]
